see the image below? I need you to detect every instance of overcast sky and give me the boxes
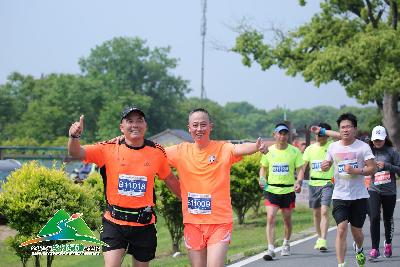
[0,0,372,111]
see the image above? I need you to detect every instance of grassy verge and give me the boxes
[0,205,317,267]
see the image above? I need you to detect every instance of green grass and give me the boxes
[0,206,316,267]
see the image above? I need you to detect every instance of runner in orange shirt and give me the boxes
[68,106,180,267]
[165,108,268,267]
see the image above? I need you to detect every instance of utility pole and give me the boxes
[200,0,207,99]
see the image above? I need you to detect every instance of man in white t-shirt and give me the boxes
[321,113,376,267]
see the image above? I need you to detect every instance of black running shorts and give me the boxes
[100,217,157,262]
[332,198,367,228]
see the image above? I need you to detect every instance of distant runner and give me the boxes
[303,122,335,252]
[365,126,399,260]
[259,123,305,261]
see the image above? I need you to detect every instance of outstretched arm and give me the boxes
[68,115,86,160]
[233,137,268,157]
[310,125,341,140]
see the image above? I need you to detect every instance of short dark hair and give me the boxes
[336,113,357,128]
[188,108,211,122]
[318,122,331,130]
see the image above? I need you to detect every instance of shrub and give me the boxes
[0,161,102,266]
[230,153,263,224]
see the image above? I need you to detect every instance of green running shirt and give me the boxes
[260,144,304,194]
[303,141,334,187]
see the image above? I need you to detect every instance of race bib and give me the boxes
[188,192,212,215]
[374,171,391,185]
[311,160,323,171]
[338,160,358,179]
[272,163,289,175]
[118,174,147,197]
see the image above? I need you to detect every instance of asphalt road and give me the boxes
[229,192,400,267]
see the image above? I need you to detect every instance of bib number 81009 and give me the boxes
[188,192,212,215]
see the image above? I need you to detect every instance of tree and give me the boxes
[230,153,263,224]
[233,0,400,149]
[225,102,272,138]
[79,37,191,136]
[0,73,104,143]
[0,162,102,267]
[155,178,183,253]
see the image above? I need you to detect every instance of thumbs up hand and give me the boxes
[69,115,84,138]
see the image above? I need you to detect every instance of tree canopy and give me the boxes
[233,0,400,149]
[0,36,381,145]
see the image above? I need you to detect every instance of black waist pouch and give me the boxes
[108,204,153,224]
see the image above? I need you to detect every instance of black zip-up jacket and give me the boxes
[369,145,400,195]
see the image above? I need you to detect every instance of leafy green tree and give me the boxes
[5,234,32,267]
[0,73,36,140]
[0,162,102,267]
[230,153,263,224]
[225,102,272,138]
[79,37,191,136]
[0,73,104,143]
[234,0,400,149]
[155,178,183,253]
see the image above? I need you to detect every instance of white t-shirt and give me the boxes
[326,139,374,200]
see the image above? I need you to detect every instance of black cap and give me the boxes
[121,106,145,122]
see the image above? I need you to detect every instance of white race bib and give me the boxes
[374,171,391,185]
[272,163,289,175]
[338,160,358,179]
[188,192,212,214]
[118,174,147,197]
[311,160,323,171]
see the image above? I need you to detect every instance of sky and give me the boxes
[0,0,372,111]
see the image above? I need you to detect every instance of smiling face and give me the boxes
[188,111,213,146]
[119,111,147,146]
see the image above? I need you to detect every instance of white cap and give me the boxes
[371,125,387,141]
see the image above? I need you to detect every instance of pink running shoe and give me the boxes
[368,248,380,261]
[384,241,392,258]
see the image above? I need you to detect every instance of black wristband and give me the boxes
[69,134,81,139]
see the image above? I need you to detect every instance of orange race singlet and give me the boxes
[166,141,242,224]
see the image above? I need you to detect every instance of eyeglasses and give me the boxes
[340,125,354,130]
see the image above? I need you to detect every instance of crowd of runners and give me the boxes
[68,107,398,267]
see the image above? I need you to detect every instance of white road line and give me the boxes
[228,226,338,267]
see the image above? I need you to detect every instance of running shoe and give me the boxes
[368,248,380,261]
[314,238,321,249]
[319,238,327,252]
[383,241,392,258]
[262,249,275,261]
[281,243,291,256]
[353,242,366,267]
